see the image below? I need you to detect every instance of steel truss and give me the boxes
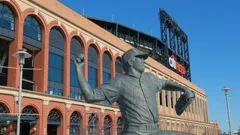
[159,9,191,81]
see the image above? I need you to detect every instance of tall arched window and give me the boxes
[88,45,98,89]
[70,111,81,135]
[102,52,111,105]
[104,116,112,135]
[88,113,98,135]
[103,53,111,83]
[23,16,41,41]
[0,3,14,30]
[115,58,122,77]
[48,28,64,96]
[70,37,82,100]
[22,15,42,91]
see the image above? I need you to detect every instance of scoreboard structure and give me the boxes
[159,9,191,81]
[87,9,191,81]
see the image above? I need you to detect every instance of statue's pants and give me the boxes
[122,123,187,135]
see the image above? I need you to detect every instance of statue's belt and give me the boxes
[124,123,159,130]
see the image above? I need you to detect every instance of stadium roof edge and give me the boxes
[86,16,163,44]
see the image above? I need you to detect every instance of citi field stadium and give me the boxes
[0,0,220,135]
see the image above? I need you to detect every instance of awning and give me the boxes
[0,115,37,124]
[47,121,61,126]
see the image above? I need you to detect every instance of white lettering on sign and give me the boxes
[168,55,186,75]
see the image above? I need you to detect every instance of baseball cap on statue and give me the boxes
[122,48,149,65]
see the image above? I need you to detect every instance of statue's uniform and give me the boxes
[76,48,193,135]
[95,72,168,135]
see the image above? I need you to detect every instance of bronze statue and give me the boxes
[75,48,195,135]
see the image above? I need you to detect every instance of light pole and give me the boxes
[13,49,32,135]
[222,86,232,135]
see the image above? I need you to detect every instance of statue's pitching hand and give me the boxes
[175,90,195,116]
[74,54,85,71]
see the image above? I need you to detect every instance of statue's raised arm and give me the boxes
[74,54,106,103]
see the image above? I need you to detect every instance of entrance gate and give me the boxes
[19,106,38,135]
[47,109,61,135]
[70,112,81,135]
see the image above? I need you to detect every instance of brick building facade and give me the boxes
[0,0,218,134]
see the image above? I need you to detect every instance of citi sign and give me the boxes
[168,55,186,75]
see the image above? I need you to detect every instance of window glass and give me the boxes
[115,58,122,77]
[49,28,64,50]
[70,38,82,100]
[88,46,98,89]
[48,52,63,83]
[88,66,97,89]
[48,28,64,96]
[0,3,14,30]
[23,16,41,41]
[102,53,111,105]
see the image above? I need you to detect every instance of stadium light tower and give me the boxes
[222,86,232,135]
[13,49,32,135]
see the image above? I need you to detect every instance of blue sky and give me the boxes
[59,0,240,132]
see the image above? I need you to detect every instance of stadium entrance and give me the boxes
[47,109,62,135]
[20,123,30,135]
[47,125,58,135]
[18,106,38,135]
[0,104,38,135]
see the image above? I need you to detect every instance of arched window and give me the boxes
[48,109,61,125]
[48,28,64,96]
[23,16,41,41]
[22,106,37,119]
[47,109,62,134]
[102,52,111,105]
[0,103,9,113]
[88,46,98,89]
[0,3,14,30]
[115,58,122,77]
[0,103,10,134]
[70,37,82,100]
[70,112,81,135]
[104,116,112,135]
[21,106,38,125]
[88,113,98,135]
[103,53,111,83]
[117,118,123,135]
